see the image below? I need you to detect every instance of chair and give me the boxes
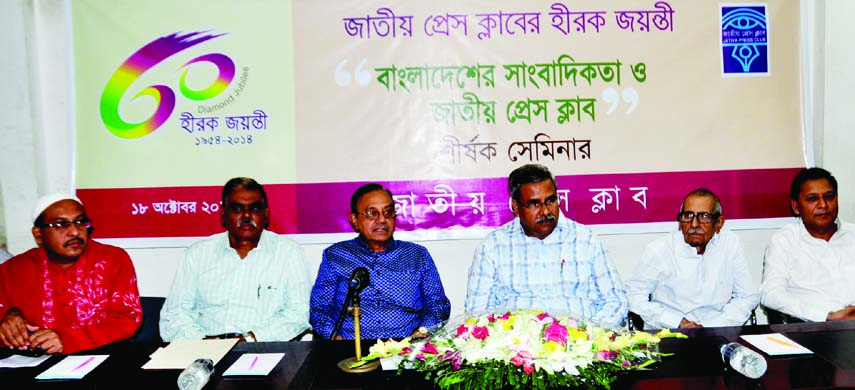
[763,306,805,325]
[289,328,322,342]
[742,307,759,326]
[628,308,757,331]
[627,311,645,331]
[133,296,166,342]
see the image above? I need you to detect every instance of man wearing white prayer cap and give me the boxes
[0,193,142,354]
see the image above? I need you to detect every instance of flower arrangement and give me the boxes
[357,310,686,390]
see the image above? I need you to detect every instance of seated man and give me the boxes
[465,164,627,326]
[310,184,451,339]
[761,168,855,322]
[625,189,760,329]
[0,194,142,354]
[160,178,311,341]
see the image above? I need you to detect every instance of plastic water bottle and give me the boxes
[720,342,767,379]
[177,358,215,390]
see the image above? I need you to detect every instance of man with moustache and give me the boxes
[160,177,311,341]
[465,164,628,326]
[762,168,855,322]
[310,184,450,339]
[0,194,142,354]
[625,189,759,329]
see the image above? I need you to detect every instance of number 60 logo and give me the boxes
[99,31,235,139]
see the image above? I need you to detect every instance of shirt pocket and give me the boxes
[196,265,235,307]
[788,250,827,290]
[556,259,588,297]
[254,279,286,315]
[384,270,423,311]
[711,271,734,307]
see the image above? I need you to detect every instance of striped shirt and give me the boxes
[160,230,310,341]
[465,214,628,327]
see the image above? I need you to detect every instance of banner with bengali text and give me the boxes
[72,0,805,244]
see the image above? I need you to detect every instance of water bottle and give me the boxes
[720,342,767,379]
[177,358,215,390]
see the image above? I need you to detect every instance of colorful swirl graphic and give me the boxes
[99,31,235,139]
[179,53,235,101]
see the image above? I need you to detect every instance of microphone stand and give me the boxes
[337,294,379,372]
[329,289,355,340]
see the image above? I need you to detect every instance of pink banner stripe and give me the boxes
[77,167,802,239]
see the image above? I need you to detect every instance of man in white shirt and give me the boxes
[626,188,759,329]
[465,164,627,327]
[160,177,311,341]
[761,168,855,322]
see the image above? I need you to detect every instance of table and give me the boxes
[2,320,855,389]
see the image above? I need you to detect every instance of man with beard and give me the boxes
[310,184,450,339]
[625,189,759,329]
[465,164,627,326]
[160,178,310,341]
[761,168,855,322]
[0,194,142,354]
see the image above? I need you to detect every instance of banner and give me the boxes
[73,1,805,242]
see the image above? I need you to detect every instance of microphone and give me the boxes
[330,267,371,339]
[348,267,370,294]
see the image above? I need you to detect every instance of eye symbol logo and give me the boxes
[99,31,235,139]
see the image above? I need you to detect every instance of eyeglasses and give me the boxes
[357,208,396,220]
[519,196,558,210]
[677,211,719,224]
[39,219,92,231]
[226,202,266,215]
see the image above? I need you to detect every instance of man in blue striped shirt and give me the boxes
[465,164,628,327]
[310,184,451,339]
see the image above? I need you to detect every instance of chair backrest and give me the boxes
[627,311,644,331]
[133,296,166,342]
[763,306,805,325]
[629,307,757,330]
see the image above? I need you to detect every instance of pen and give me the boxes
[72,356,95,372]
[767,336,798,348]
[248,356,259,370]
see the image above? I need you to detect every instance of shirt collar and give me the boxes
[38,245,87,273]
[221,229,270,254]
[354,235,397,254]
[797,218,845,241]
[513,212,568,242]
[672,226,720,257]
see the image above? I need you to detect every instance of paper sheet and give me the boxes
[222,353,284,376]
[0,354,51,368]
[35,355,108,380]
[740,333,813,356]
[142,339,237,369]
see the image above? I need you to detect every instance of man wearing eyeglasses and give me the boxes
[0,194,142,354]
[309,183,450,339]
[465,164,628,326]
[625,188,759,329]
[160,177,311,342]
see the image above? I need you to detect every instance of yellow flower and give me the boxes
[367,337,412,357]
[629,331,660,344]
[542,341,562,355]
[655,328,688,339]
[567,328,588,342]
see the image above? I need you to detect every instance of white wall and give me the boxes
[1,1,852,321]
[126,230,773,318]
